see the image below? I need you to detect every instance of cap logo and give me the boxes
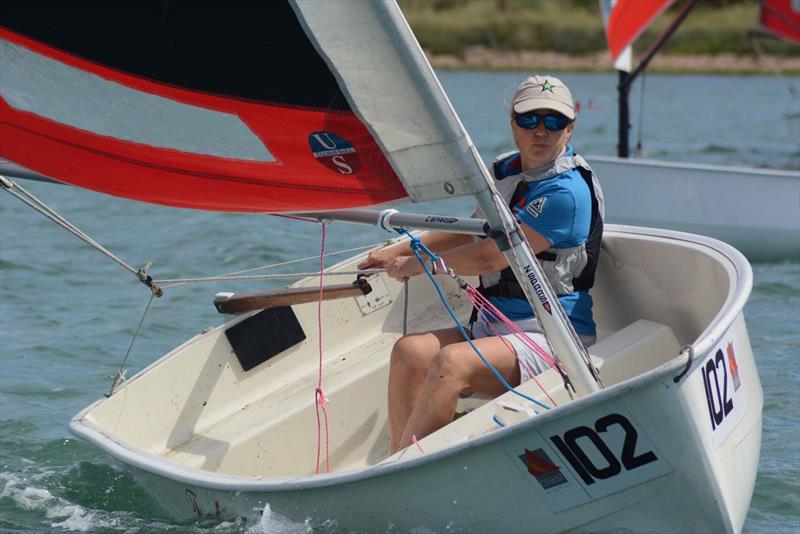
[538,80,555,93]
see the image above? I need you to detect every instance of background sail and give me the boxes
[602,0,674,62]
[599,0,633,71]
[758,0,800,44]
[1,2,480,213]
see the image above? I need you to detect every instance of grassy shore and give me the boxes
[399,0,800,74]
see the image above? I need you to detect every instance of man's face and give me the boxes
[511,109,574,170]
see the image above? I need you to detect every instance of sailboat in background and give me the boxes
[1,1,762,531]
[753,0,800,47]
[750,0,800,146]
[591,0,800,262]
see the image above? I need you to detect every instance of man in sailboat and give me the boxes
[358,75,604,454]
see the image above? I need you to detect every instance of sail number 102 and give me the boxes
[549,413,658,486]
[702,348,734,430]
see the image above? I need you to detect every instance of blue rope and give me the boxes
[395,229,550,411]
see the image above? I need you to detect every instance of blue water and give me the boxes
[1,71,798,532]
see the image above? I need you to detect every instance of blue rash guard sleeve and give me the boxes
[514,183,578,246]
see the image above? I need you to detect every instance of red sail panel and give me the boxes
[605,0,674,61]
[760,0,800,45]
[0,27,408,213]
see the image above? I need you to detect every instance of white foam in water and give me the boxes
[0,472,115,532]
[48,505,102,532]
[11,485,54,510]
[246,504,313,534]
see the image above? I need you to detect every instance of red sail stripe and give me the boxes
[0,29,408,212]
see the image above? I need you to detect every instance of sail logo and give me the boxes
[309,131,360,175]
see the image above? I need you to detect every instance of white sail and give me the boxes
[293,0,485,202]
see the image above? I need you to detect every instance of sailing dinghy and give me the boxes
[594,0,800,262]
[1,1,762,531]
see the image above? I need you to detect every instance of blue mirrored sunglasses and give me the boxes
[513,111,571,131]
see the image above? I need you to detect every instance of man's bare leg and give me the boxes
[387,327,464,453]
[396,336,521,451]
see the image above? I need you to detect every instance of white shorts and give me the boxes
[470,318,595,383]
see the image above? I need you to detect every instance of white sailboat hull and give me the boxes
[588,155,800,262]
[70,225,762,532]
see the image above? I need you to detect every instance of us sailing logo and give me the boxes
[308,131,360,175]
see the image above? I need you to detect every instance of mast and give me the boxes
[618,69,631,158]
[616,0,698,157]
[469,154,601,396]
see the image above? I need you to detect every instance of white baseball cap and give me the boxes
[512,75,575,119]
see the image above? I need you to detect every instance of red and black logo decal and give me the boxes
[519,448,568,489]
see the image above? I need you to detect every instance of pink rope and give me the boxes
[473,306,558,408]
[412,434,425,454]
[460,281,560,407]
[466,284,558,367]
[314,222,331,474]
[268,214,332,473]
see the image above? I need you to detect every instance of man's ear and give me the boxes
[565,122,575,141]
